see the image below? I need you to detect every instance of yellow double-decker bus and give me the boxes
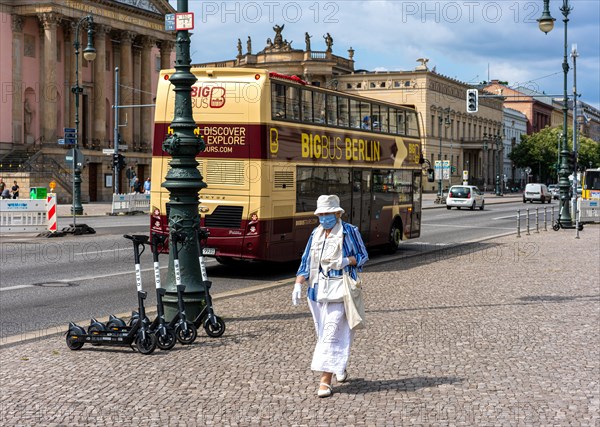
[151,68,423,263]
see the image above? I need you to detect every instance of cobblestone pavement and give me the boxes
[1,226,598,426]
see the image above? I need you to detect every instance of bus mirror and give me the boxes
[426,169,435,182]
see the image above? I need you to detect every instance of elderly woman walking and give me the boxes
[292,195,368,397]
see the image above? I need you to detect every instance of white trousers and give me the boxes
[307,299,354,376]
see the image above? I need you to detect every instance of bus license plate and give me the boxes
[202,247,216,256]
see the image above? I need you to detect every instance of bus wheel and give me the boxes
[386,221,402,254]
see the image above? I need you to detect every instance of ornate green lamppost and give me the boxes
[162,0,207,319]
[538,0,573,227]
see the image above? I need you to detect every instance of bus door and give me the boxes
[351,169,371,242]
[411,171,422,237]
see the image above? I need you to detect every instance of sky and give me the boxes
[170,0,600,109]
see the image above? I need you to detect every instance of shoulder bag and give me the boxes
[343,270,365,329]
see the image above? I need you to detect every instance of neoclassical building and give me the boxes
[0,0,175,202]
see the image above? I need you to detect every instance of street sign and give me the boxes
[64,127,76,134]
[434,160,442,181]
[175,12,194,30]
[102,149,115,155]
[165,14,175,31]
[65,148,83,167]
[58,138,65,145]
[442,160,450,180]
[463,170,469,185]
[64,138,77,145]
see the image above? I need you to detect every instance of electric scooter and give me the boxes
[168,230,197,344]
[192,227,226,338]
[146,233,176,350]
[65,235,157,354]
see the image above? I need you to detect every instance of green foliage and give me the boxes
[509,126,600,182]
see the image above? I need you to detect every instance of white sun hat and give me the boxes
[314,195,345,215]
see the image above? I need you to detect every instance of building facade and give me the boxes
[503,108,528,188]
[0,0,175,202]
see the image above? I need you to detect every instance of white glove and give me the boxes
[292,282,302,306]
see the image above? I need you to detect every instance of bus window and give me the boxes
[350,99,361,128]
[338,96,349,127]
[388,108,398,134]
[407,112,419,136]
[313,91,326,123]
[296,166,351,213]
[371,104,381,132]
[286,86,300,121]
[397,111,406,135]
[379,105,389,132]
[326,94,338,126]
[272,83,286,118]
[301,89,313,123]
[360,101,371,130]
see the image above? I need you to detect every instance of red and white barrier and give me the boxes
[47,193,57,233]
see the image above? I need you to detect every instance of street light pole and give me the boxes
[161,0,207,320]
[495,133,503,196]
[538,0,573,227]
[71,15,96,219]
[483,133,489,191]
[436,109,451,203]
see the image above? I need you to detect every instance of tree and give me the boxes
[510,126,600,183]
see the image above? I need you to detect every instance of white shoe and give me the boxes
[317,383,333,398]
[337,370,348,383]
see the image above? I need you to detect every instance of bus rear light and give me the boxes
[250,212,258,221]
[255,74,261,80]
[249,225,257,233]
[467,193,471,199]
[163,74,169,80]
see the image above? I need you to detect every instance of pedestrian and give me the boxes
[133,177,142,194]
[11,180,19,199]
[292,194,369,398]
[0,178,5,195]
[143,177,151,193]
[1,187,10,199]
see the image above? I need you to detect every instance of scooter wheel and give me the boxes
[552,223,561,231]
[135,332,157,355]
[204,316,226,338]
[107,318,126,329]
[66,332,84,350]
[156,329,176,351]
[88,323,106,346]
[175,321,197,345]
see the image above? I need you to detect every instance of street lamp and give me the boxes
[538,0,573,227]
[161,0,207,320]
[436,109,451,203]
[494,133,504,196]
[71,15,96,219]
[483,133,489,191]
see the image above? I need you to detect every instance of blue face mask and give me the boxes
[319,214,338,229]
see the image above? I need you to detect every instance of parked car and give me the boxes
[548,184,559,200]
[446,185,485,210]
[523,183,552,203]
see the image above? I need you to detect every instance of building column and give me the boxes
[93,24,109,147]
[39,13,60,145]
[158,40,173,70]
[119,31,136,147]
[140,37,155,149]
[11,15,24,145]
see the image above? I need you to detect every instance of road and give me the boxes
[0,201,538,339]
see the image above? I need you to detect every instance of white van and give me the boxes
[523,183,552,203]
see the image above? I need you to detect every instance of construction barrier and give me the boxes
[0,194,57,233]
[111,193,151,215]
[578,199,600,223]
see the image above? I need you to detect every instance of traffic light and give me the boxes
[466,89,479,113]
[112,153,126,169]
[426,168,435,182]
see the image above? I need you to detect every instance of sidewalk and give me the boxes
[1,226,598,425]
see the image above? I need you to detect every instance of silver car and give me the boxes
[446,185,485,210]
[548,184,559,200]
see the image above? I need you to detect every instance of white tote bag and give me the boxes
[342,271,365,329]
